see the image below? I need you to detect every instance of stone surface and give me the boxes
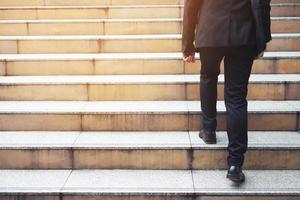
[193,170,300,195]
[0,52,300,61]
[187,101,299,113]
[63,170,194,193]
[0,74,299,84]
[0,52,299,76]
[0,34,299,53]
[0,169,299,196]
[82,101,188,113]
[0,131,80,148]
[74,131,190,148]
[189,131,300,149]
[0,17,297,35]
[0,101,298,114]
[0,170,71,192]
[1,131,299,149]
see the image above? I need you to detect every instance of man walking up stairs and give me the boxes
[182,0,271,183]
[0,0,299,199]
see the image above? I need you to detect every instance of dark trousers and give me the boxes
[199,45,255,167]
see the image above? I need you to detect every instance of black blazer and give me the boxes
[182,0,272,56]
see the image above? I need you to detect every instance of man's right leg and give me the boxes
[199,47,224,143]
[223,46,255,183]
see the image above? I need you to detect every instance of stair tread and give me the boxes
[272,3,300,6]
[0,18,183,23]
[1,74,299,84]
[0,5,185,9]
[0,169,299,195]
[0,101,298,113]
[0,33,299,40]
[1,51,300,60]
[0,3,298,9]
[0,16,298,23]
[0,131,299,149]
[0,0,298,6]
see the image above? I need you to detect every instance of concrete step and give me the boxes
[273,0,300,3]
[0,0,185,7]
[0,34,299,54]
[0,5,185,20]
[0,74,299,101]
[0,17,298,36]
[0,100,298,131]
[271,3,300,17]
[1,52,300,75]
[0,0,300,6]
[0,131,299,169]
[0,4,298,20]
[272,17,300,33]
[0,169,299,199]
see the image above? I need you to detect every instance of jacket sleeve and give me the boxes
[251,0,272,55]
[182,0,202,55]
[261,0,272,43]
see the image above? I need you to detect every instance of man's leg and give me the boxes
[223,46,255,169]
[199,48,224,133]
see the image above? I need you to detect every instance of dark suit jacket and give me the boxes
[182,0,272,56]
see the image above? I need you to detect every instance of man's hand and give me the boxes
[183,52,195,63]
[255,51,264,60]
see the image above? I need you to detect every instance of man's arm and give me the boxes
[254,0,271,59]
[261,0,272,43]
[251,0,272,59]
[182,0,202,56]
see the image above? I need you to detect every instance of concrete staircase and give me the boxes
[0,0,299,199]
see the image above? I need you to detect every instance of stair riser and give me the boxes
[64,197,300,200]
[1,38,299,54]
[0,0,299,6]
[0,148,299,170]
[0,20,298,36]
[271,20,300,33]
[271,6,300,17]
[0,6,298,20]
[0,7,182,20]
[0,83,298,101]
[0,0,184,6]
[2,58,300,76]
[273,0,300,2]
[0,196,61,200]
[0,196,299,200]
[0,113,298,131]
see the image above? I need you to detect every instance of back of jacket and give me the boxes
[182,0,271,55]
[196,0,256,48]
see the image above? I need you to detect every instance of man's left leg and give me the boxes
[198,47,224,144]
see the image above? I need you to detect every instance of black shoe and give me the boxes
[226,166,245,183]
[199,129,217,144]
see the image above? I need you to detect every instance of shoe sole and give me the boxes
[226,174,245,183]
[199,133,217,144]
